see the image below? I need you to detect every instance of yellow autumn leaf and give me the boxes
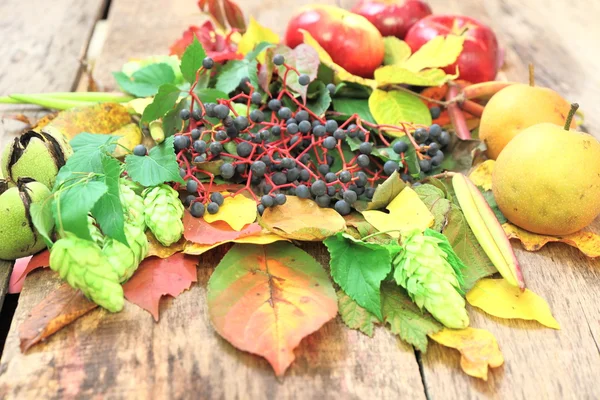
[429,327,504,381]
[466,278,560,329]
[125,97,154,115]
[383,37,411,66]
[375,65,458,88]
[183,230,287,255]
[469,159,495,190]
[503,222,600,258]
[112,123,142,157]
[402,35,465,73]
[237,16,279,64]
[301,30,376,89]
[203,193,257,231]
[362,186,434,238]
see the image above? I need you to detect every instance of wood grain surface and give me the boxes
[0,0,599,398]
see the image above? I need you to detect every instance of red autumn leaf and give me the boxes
[169,21,241,62]
[207,242,338,376]
[9,250,50,294]
[19,283,97,352]
[123,253,198,321]
[183,211,262,245]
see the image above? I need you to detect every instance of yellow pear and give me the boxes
[493,108,600,235]
[479,83,573,160]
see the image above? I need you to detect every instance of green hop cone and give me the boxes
[392,229,469,329]
[49,234,124,312]
[120,179,145,229]
[142,184,184,246]
[87,215,105,247]
[102,238,137,283]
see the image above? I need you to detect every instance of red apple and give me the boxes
[285,5,384,78]
[405,15,499,83]
[351,0,432,39]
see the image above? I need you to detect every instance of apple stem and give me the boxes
[529,64,535,86]
[564,103,579,130]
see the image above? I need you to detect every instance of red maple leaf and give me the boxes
[183,211,262,245]
[169,21,241,63]
[9,250,50,294]
[123,253,198,321]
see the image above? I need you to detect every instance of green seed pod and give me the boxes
[49,234,124,312]
[120,180,145,229]
[0,179,52,260]
[1,130,71,188]
[392,230,469,329]
[142,184,184,246]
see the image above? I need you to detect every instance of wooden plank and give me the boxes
[0,0,107,313]
[419,1,600,398]
[0,0,426,398]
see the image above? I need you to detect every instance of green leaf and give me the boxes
[30,200,55,247]
[383,37,411,66]
[306,81,331,117]
[162,98,189,138]
[245,41,275,61]
[55,179,108,240]
[380,282,442,352]
[180,36,207,84]
[337,289,379,337]
[357,171,406,211]
[369,89,432,130]
[481,189,507,224]
[70,133,120,154]
[216,59,259,94]
[442,204,497,290]
[431,136,486,175]
[141,84,181,124]
[332,98,376,124]
[393,137,420,177]
[324,232,393,320]
[414,184,452,231]
[333,82,371,99]
[197,88,229,103]
[114,63,176,97]
[92,156,127,245]
[62,134,121,179]
[124,135,185,186]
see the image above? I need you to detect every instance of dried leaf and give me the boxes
[203,193,257,231]
[503,222,600,258]
[207,243,337,376]
[362,187,434,238]
[19,283,97,352]
[42,103,131,140]
[429,327,504,380]
[146,231,186,258]
[467,279,560,329]
[337,290,379,337]
[260,196,346,241]
[237,16,279,64]
[301,30,376,89]
[123,253,198,321]
[469,160,495,191]
[183,211,262,245]
[9,250,50,294]
[183,230,288,255]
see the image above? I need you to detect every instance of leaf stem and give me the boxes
[564,103,579,130]
[361,229,403,241]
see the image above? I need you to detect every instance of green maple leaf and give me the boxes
[380,282,442,352]
[324,232,394,320]
[337,290,379,337]
[114,63,176,97]
[124,135,185,186]
[180,36,207,84]
[215,59,259,94]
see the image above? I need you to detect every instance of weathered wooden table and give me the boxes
[0,0,599,398]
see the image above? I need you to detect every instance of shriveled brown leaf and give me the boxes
[19,284,97,352]
[146,231,187,258]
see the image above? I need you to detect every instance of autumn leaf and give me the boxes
[270,44,320,101]
[111,123,143,157]
[469,159,495,191]
[260,196,346,241]
[183,230,288,255]
[343,212,394,245]
[123,253,198,321]
[146,231,186,258]
[467,279,560,329]
[362,186,434,238]
[203,193,257,231]
[337,290,379,337]
[375,66,458,88]
[19,283,98,352]
[402,35,465,72]
[207,243,337,376]
[429,327,504,380]
[369,89,432,130]
[358,170,406,211]
[40,103,132,140]
[381,282,442,352]
[183,211,262,245]
[301,30,376,89]
[383,37,411,66]
[237,16,279,64]
[414,184,452,232]
[9,250,50,294]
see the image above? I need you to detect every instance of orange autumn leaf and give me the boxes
[19,283,98,352]
[429,327,504,380]
[9,250,50,293]
[146,231,186,258]
[260,196,346,241]
[183,210,262,245]
[503,222,600,258]
[183,230,288,255]
[207,242,338,376]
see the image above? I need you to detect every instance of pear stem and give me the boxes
[564,103,579,130]
[529,64,535,86]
